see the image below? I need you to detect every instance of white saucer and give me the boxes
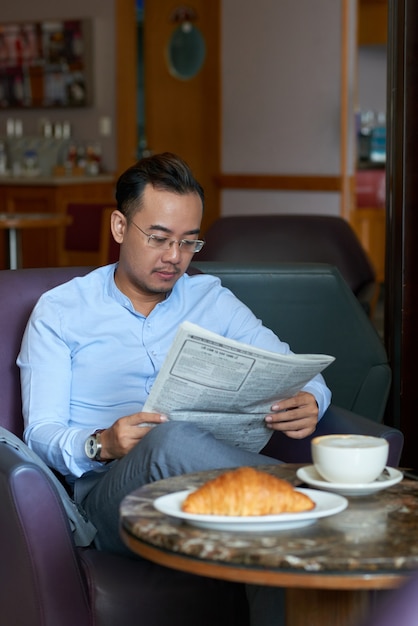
[153,488,348,531]
[296,465,403,496]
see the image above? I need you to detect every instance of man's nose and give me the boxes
[162,240,182,261]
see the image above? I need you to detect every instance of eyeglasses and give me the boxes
[131,221,205,253]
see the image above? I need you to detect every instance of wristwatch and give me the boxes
[84,429,105,462]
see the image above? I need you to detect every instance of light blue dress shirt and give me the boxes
[18,264,331,481]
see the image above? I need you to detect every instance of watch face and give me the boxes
[85,435,98,459]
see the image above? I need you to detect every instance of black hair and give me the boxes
[115,152,205,221]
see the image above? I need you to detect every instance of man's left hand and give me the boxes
[264,391,318,439]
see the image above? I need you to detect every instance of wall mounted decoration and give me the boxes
[166,6,206,80]
[0,19,92,108]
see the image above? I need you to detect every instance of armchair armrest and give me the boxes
[0,442,90,626]
[261,404,404,467]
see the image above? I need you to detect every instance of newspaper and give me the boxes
[143,322,335,452]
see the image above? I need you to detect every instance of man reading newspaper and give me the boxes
[18,152,331,626]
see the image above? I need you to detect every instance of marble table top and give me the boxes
[120,465,418,576]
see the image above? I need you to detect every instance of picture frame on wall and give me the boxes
[0,19,92,108]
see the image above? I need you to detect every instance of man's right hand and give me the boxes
[99,412,168,460]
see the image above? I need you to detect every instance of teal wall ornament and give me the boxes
[167,6,206,80]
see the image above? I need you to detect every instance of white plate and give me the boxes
[153,488,348,531]
[296,465,403,496]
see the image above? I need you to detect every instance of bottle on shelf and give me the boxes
[0,140,8,175]
[370,112,387,164]
[358,110,375,162]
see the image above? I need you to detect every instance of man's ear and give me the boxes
[110,210,126,244]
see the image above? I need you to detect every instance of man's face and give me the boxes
[113,184,203,298]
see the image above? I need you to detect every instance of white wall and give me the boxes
[221,0,356,217]
[221,190,341,216]
[0,1,385,209]
[0,1,116,172]
[358,45,387,113]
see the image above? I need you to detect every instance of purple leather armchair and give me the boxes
[0,266,248,626]
[0,265,403,625]
[360,572,418,626]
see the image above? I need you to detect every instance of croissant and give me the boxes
[182,466,315,516]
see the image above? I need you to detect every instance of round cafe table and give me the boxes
[120,464,418,626]
[0,212,72,269]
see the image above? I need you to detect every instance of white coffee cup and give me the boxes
[311,434,389,484]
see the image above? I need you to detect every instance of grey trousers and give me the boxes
[77,421,285,626]
[77,421,279,553]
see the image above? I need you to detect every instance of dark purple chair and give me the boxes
[360,572,418,626]
[0,266,248,626]
[0,265,403,625]
[199,215,377,315]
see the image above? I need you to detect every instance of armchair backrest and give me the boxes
[0,266,92,437]
[192,261,391,422]
[199,215,377,313]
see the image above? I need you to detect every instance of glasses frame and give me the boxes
[130,221,205,253]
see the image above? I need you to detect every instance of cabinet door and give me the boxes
[358,0,388,46]
[143,0,221,231]
[350,208,386,283]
